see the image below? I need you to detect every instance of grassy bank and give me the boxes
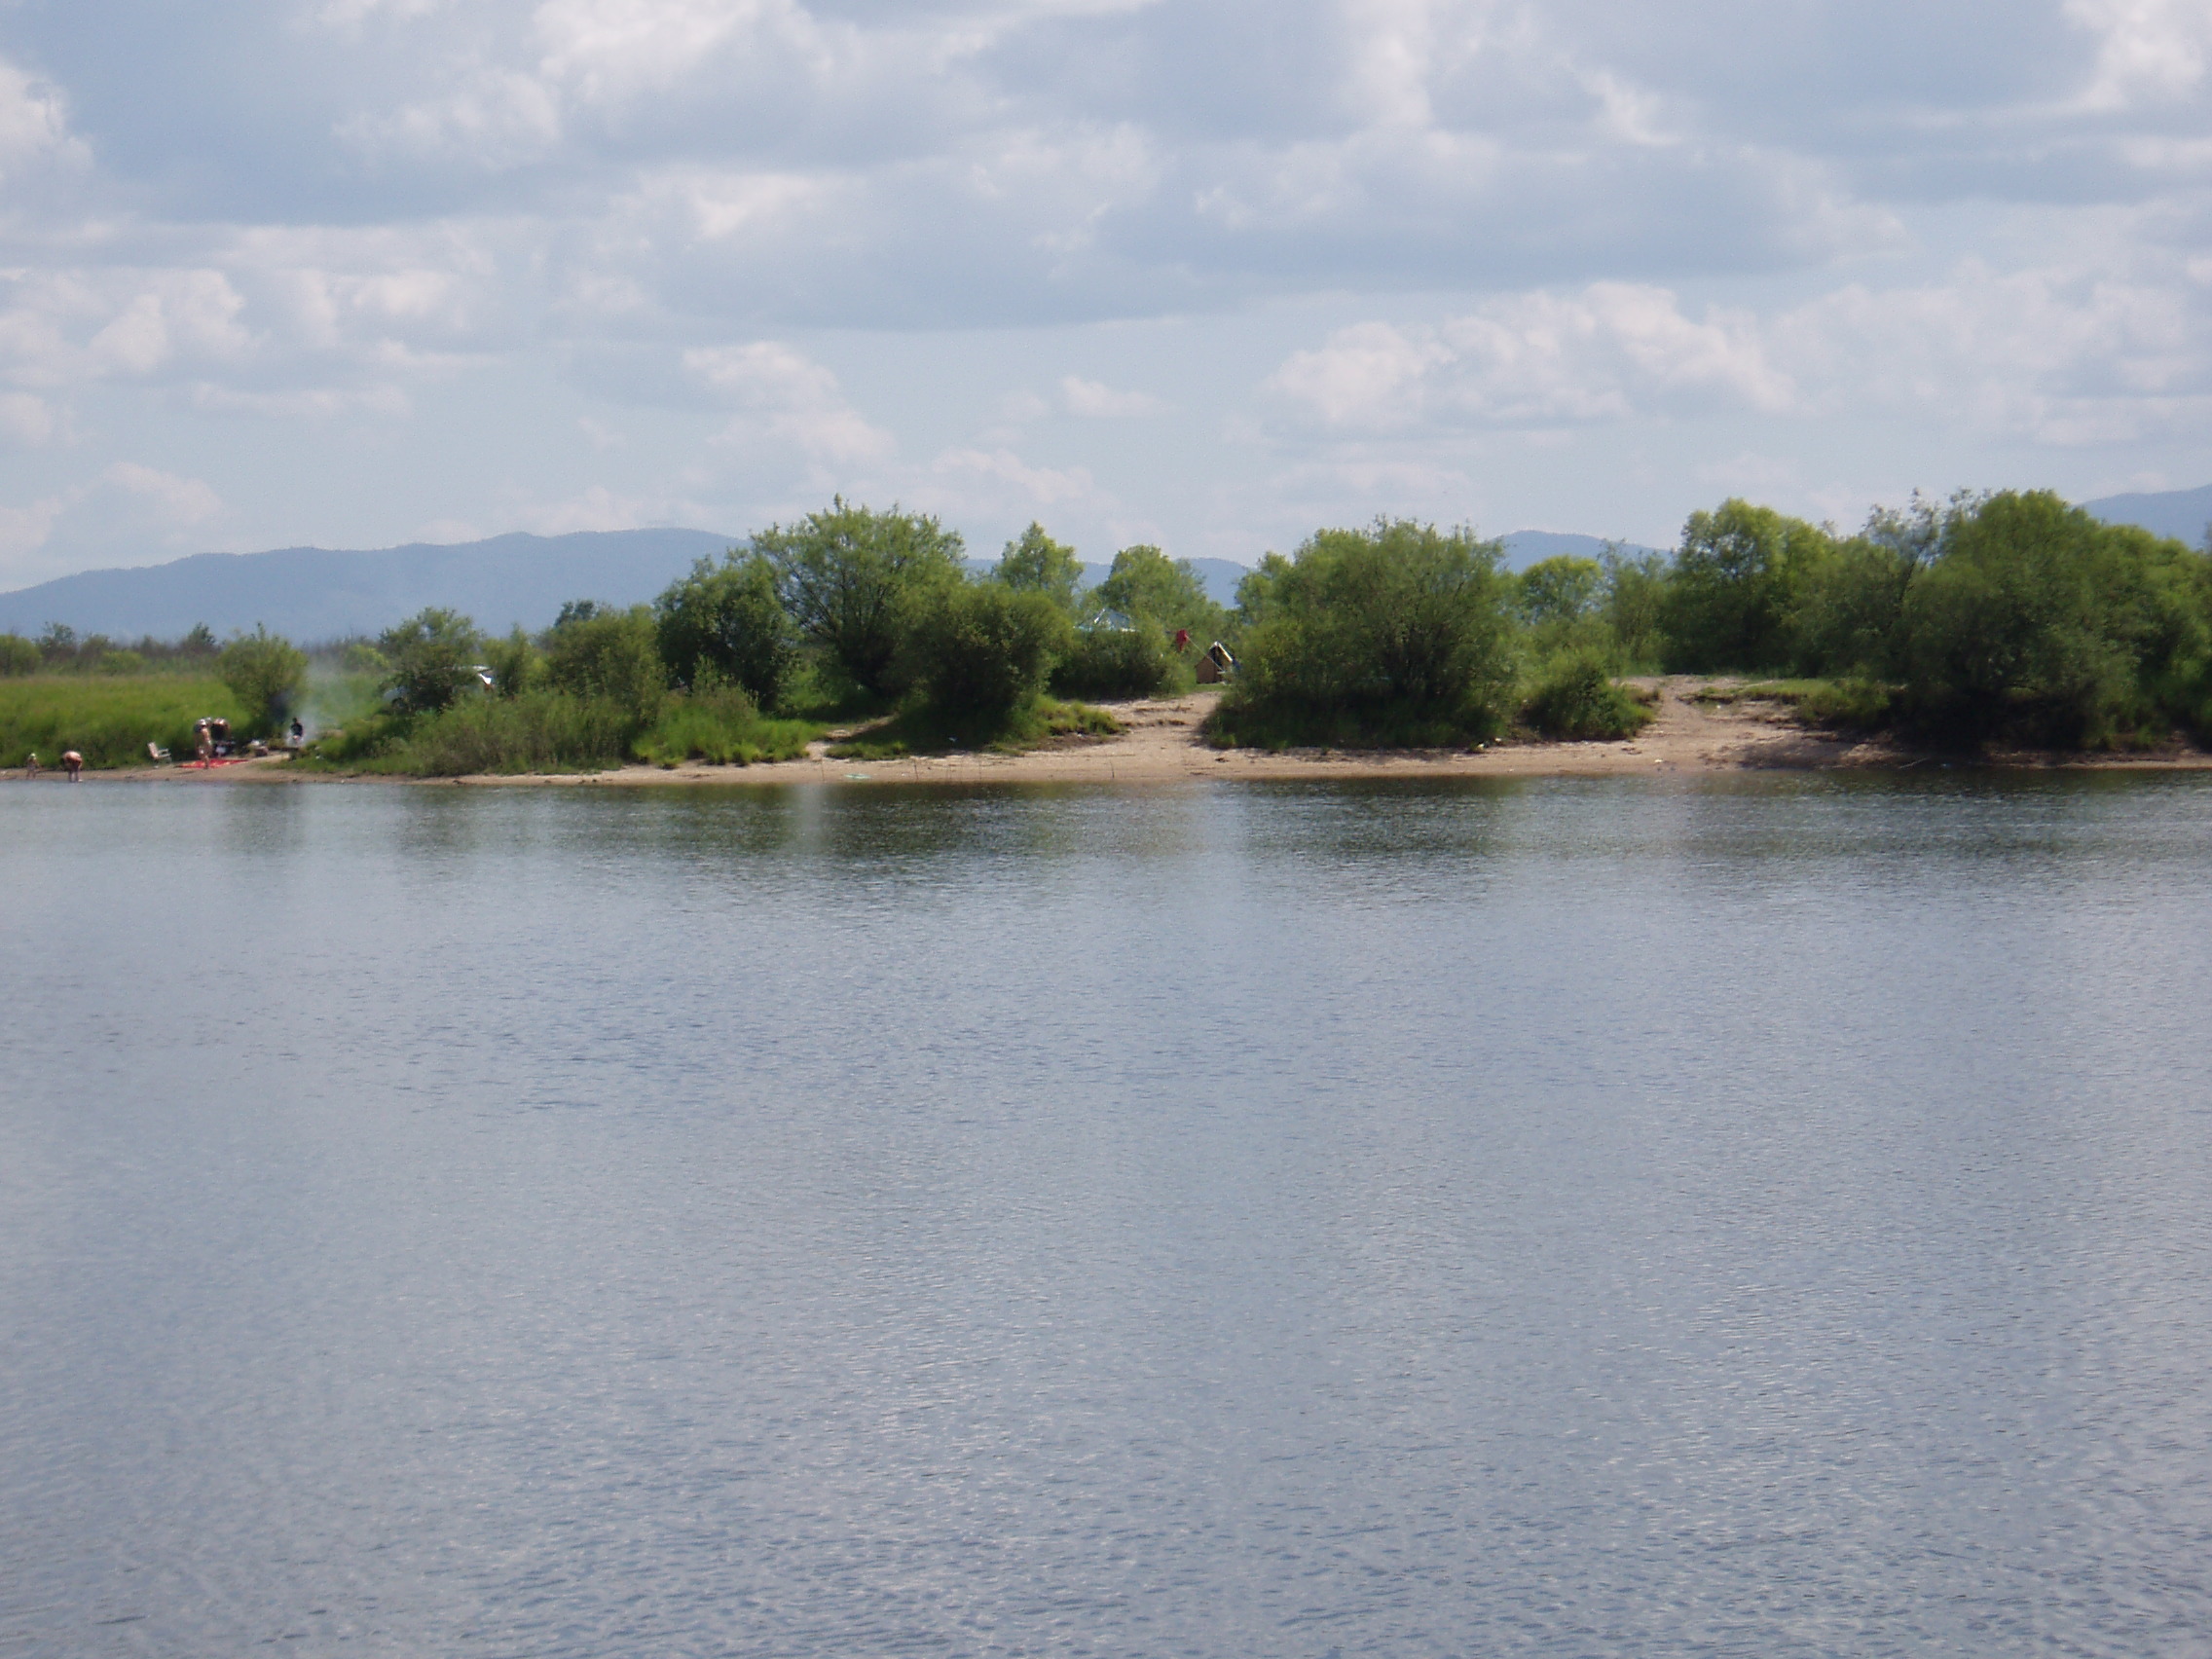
[0,676,245,768]
[306,685,820,776]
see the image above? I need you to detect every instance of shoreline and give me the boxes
[10,682,2212,787]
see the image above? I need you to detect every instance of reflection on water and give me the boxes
[3,774,2210,1658]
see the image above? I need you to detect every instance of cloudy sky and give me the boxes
[0,0,2208,586]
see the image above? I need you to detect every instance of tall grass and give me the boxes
[313,692,635,776]
[0,676,245,768]
[311,685,818,775]
[634,687,815,766]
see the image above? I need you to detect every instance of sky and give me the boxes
[0,0,2208,588]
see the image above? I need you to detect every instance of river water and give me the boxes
[3,774,2209,1658]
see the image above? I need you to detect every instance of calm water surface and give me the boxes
[3,774,2209,1658]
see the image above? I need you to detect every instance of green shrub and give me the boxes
[1210,518,1515,748]
[1523,652,1653,740]
[1601,547,1670,670]
[1798,677,1894,729]
[0,634,39,676]
[544,605,665,722]
[328,690,636,776]
[378,608,483,714]
[1662,499,1835,673]
[1896,491,2192,747]
[634,686,816,766]
[897,580,1072,718]
[481,626,540,699]
[217,625,309,734]
[1051,622,1180,700]
[655,551,797,707]
[756,498,966,696]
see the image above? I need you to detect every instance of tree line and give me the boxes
[12,485,2210,770]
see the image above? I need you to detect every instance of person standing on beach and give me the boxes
[22,752,37,779]
[61,750,82,782]
[195,720,213,768]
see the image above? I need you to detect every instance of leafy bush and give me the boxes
[480,627,540,699]
[1787,535,1918,679]
[898,580,1073,717]
[0,634,39,676]
[320,690,635,776]
[1797,677,1894,729]
[756,498,966,696]
[1662,499,1835,673]
[1210,518,1516,747]
[216,625,309,734]
[1051,622,1179,700]
[378,608,483,714]
[655,551,797,706]
[1896,491,2195,747]
[634,686,816,766]
[1522,652,1653,740]
[1600,548,1670,670]
[544,605,665,722]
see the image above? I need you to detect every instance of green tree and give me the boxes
[216,625,309,734]
[482,626,540,699]
[378,608,483,714]
[1233,552,1294,630]
[0,633,38,676]
[654,551,797,706]
[993,523,1087,613]
[756,498,966,696]
[1662,500,1834,672]
[898,580,1073,718]
[1217,519,1516,745]
[1897,490,2206,746]
[544,605,666,723]
[1516,556,1603,628]
[1600,547,1670,669]
[1094,544,1223,638]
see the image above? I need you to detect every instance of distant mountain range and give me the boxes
[0,526,1663,643]
[2082,483,2212,546]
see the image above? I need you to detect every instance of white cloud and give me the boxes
[0,391,53,446]
[2066,0,2212,108]
[1060,375,1166,417]
[1270,284,1793,429]
[0,492,74,560]
[515,484,670,535]
[686,341,895,462]
[927,446,1111,514]
[1271,249,2212,450]
[0,57,87,178]
[102,462,223,528]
